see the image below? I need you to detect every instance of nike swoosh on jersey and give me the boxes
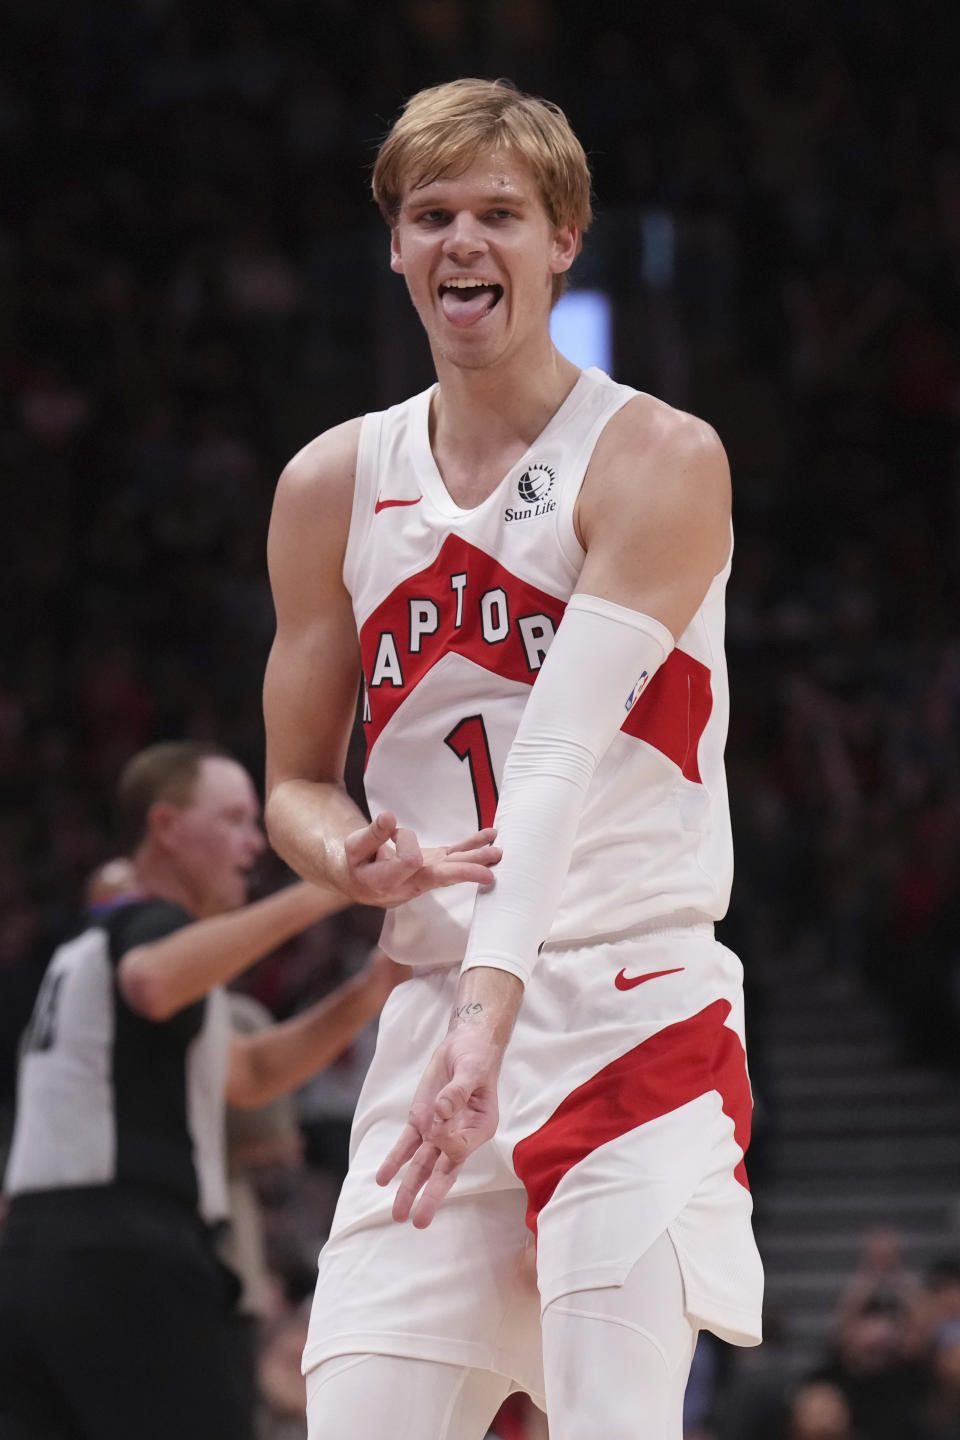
[375,494,422,513]
[614,966,685,990]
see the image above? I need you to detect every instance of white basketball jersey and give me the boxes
[343,367,734,969]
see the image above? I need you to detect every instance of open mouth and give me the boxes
[438,279,504,325]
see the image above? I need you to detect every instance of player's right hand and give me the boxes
[342,812,501,908]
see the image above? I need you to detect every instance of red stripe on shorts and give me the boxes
[512,1000,752,1238]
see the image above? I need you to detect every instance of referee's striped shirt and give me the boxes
[5,899,230,1228]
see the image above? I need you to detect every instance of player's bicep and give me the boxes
[264,423,363,791]
[263,612,361,789]
[576,407,731,640]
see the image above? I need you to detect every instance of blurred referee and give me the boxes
[0,741,409,1440]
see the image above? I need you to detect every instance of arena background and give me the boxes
[2,2,960,1435]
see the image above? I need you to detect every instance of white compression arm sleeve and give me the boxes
[461,592,674,985]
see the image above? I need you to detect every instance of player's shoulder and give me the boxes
[276,415,364,503]
[578,393,730,554]
[269,416,365,557]
[586,392,729,515]
[598,392,727,477]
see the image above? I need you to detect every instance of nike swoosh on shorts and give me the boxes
[614,966,685,991]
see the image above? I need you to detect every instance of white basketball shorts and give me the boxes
[302,924,764,1405]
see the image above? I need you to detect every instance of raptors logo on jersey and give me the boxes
[359,534,715,784]
[360,535,564,754]
[342,369,735,971]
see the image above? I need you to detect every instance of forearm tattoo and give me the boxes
[452,1002,484,1020]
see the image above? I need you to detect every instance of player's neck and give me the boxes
[430,344,580,507]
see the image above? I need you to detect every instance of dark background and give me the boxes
[1,3,959,1430]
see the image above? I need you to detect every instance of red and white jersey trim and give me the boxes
[343,369,734,970]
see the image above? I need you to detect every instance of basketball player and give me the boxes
[0,741,498,1440]
[263,79,764,1440]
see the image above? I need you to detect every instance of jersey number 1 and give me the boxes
[444,715,499,830]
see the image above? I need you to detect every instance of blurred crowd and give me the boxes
[703,1230,960,1440]
[2,0,960,1434]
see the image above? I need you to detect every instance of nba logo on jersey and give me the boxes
[624,671,649,713]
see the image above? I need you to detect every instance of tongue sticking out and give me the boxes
[440,286,498,326]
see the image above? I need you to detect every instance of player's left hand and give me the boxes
[343,813,502,908]
[376,1026,504,1228]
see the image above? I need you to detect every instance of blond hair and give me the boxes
[372,78,592,300]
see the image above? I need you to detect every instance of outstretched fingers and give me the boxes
[411,1154,462,1229]
[389,1140,445,1223]
[418,855,501,889]
[376,1075,480,1224]
[445,828,498,855]
[385,1140,464,1227]
[418,831,501,883]
[376,1123,422,1189]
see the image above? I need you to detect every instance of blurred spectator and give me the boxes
[787,1380,856,1440]
[221,991,306,1427]
[716,1307,793,1440]
[83,856,138,914]
[917,1261,960,1358]
[684,1331,732,1438]
[919,1322,960,1440]
[296,904,385,1184]
[810,1296,926,1440]
[836,1229,922,1338]
[256,1310,311,1440]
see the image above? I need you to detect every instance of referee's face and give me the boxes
[171,757,266,916]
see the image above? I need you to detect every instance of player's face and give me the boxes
[390,151,578,371]
[168,757,266,916]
